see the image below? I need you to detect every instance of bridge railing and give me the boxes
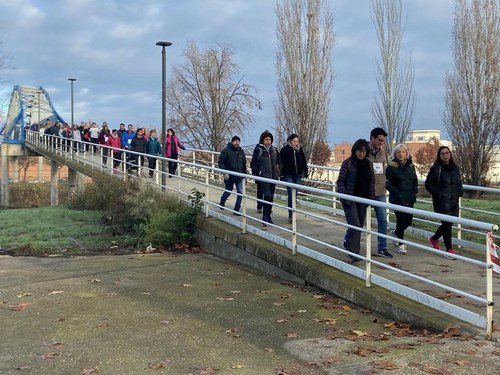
[25,131,499,338]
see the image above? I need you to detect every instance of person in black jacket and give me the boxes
[336,139,375,262]
[280,134,308,223]
[386,144,418,255]
[251,130,280,227]
[129,127,147,173]
[218,136,247,215]
[425,146,463,259]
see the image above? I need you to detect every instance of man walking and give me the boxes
[367,127,393,258]
[218,136,247,215]
[251,130,280,227]
[279,133,308,223]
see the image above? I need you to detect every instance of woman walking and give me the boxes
[165,128,185,177]
[386,144,418,254]
[425,146,463,259]
[336,139,375,263]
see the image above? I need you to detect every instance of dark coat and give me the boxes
[218,143,247,182]
[425,162,463,216]
[336,156,375,205]
[131,135,147,153]
[250,144,280,180]
[279,144,308,177]
[386,158,418,206]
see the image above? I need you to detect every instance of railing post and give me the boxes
[365,204,372,287]
[292,187,297,255]
[242,180,247,234]
[457,196,462,241]
[205,168,210,218]
[485,232,494,339]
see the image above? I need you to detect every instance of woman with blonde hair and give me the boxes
[386,143,418,254]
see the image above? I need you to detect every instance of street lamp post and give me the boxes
[68,78,76,126]
[156,41,172,190]
[37,91,41,125]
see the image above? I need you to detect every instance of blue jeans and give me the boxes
[282,175,302,217]
[343,201,369,253]
[373,195,388,251]
[220,179,243,211]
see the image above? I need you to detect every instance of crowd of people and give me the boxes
[337,127,463,263]
[33,121,463,261]
[36,120,184,176]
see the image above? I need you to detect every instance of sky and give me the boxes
[0,0,456,146]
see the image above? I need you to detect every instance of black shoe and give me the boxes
[349,255,361,263]
[257,207,263,214]
[233,212,241,217]
[219,201,225,210]
[377,249,394,258]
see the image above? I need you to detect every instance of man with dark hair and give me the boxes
[218,135,247,215]
[367,127,393,258]
[251,130,280,227]
[280,133,308,223]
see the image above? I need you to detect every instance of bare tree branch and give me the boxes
[167,42,261,152]
[274,0,335,161]
[370,0,416,152]
[444,0,500,187]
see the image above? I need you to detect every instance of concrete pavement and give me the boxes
[1,253,499,375]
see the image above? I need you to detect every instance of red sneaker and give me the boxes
[428,237,440,250]
[444,249,456,260]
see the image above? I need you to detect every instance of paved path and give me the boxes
[1,253,499,375]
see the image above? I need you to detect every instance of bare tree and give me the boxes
[370,0,416,151]
[413,137,440,178]
[0,37,10,125]
[274,0,334,161]
[444,0,500,189]
[167,42,261,152]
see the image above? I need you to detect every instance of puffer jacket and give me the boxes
[218,143,247,182]
[336,156,375,205]
[386,158,418,206]
[279,144,308,177]
[250,144,280,180]
[425,162,463,216]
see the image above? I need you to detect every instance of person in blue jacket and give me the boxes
[146,129,162,178]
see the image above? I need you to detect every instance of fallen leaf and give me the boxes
[47,342,64,349]
[89,279,101,283]
[341,305,352,312]
[286,332,298,338]
[276,319,288,323]
[16,366,29,371]
[48,291,64,295]
[351,330,368,337]
[298,309,307,313]
[9,303,31,311]
[97,321,108,328]
[230,290,241,294]
[279,292,291,299]
[449,359,470,366]
[148,359,173,370]
[275,368,301,375]
[264,348,274,352]
[215,297,234,301]
[231,364,244,369]
[442,325,461,337]
[40,352,58,360]
[81,367,99,375]
[372,360,400,370]
[160,320,171,325]
[17,293,33,298]
[141,292,151,295]
[273,302,285,306]
[181,284,192,287]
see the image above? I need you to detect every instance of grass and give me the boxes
[0,206,137,256]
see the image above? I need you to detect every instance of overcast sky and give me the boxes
[0,0,455,146]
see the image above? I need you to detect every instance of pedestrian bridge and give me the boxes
[0,129,494,339]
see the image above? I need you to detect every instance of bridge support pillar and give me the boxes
[12,157,19,183]
[68,168,84,198]
[50,160,59,206]
[0,143,9,207]
[37,157,44,182]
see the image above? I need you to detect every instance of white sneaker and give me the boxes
[397,244,407,254]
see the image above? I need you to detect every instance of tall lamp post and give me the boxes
[68,78,76,126]
[37,91,41,125]
[156,41,172,190]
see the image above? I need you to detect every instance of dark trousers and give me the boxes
[112,151,122,169]
[394,209,413,245]
[102,148,108,166]
[168,155,178,175]
[256,182,264,209]
[432,221,453,250]
[342,201,369,253]
[148,156,157,176]
[282,174,302,217]
[260,182,276,219]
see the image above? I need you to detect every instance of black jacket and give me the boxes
[279,144,308,177]
[218,143,247,182]
[386,158,418,206]
[250,144,280,180]
[131,135,147,153]
[425,162,463,216]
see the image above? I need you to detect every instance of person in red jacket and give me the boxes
[107,129,122,173]
[165,128,185,177]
